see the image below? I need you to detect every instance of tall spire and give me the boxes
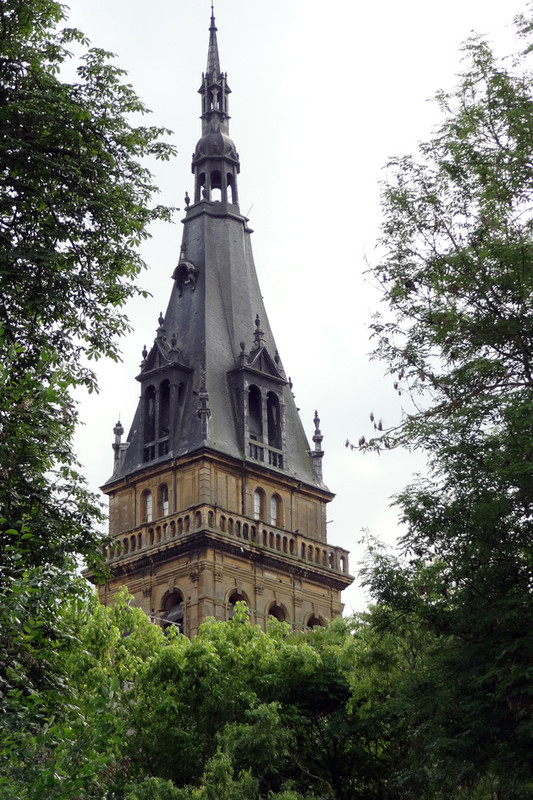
[206,2,220,78]
[96,8,352,638]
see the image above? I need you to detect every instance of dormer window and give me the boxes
[248,385,262,439]
[267,392,281,449]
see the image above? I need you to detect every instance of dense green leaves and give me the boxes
[358,8,533,798]
[0,0,175,574]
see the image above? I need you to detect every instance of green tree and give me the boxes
[359,8,533,797]
[0,1,174,793]
[0,0,175,575]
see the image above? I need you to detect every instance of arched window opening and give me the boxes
[307,615,324,629]
[301,543,306,559]
[268,603,287,623]
[208,510,214,528]
[143,385,156,461]
[149,528,154,545]
[270,494,282,527]
[262,530,267,546]
[162,591,184,634]
[227,173,234,203]
[269,531,274,548]
[254,488,265,520]
[276,534,281,550]
[158,484,169,517]
[178,518,183,535]
[143,491,153,523]
[248,385,262,439]
[236,520,241,537]
[137,532,143,549]
[170,521,176,538]
[228,590,248,620]
[130,535,136,551]
[339,556,346,572]
[198,172,206,202]
[267,392,281,449]
[122,538,129,555]
[228,518,234,535]
[289,539,295,555]
[243,523,249,540]
[159,380,170,456]
[195,510,202,528]
[156,526,161,544]
[184,515,190,532]
[211,170,222,202]
[283,536,288,553]
[220,515,227,532]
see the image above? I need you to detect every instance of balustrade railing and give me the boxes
[105,504,349,575]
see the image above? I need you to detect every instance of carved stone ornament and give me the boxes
[173,260,199,297]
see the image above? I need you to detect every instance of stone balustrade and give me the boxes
[104,504,350,576]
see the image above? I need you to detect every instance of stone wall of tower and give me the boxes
[99,451,351,637]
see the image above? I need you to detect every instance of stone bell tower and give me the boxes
[97,8,352,637]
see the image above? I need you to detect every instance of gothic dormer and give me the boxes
[228,316,288,470]
[192,6,240,205]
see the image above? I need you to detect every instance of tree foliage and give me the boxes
[0,0,175,575]
[357,8,533,798]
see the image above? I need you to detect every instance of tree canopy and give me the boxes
[0,0,175,576]
[357,7,533,798]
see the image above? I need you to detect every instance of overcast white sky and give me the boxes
[67,0,527,612]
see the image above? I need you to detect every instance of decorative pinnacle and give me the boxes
[313,410,323,450]
[197,377,211,439]
[253,314,265,349]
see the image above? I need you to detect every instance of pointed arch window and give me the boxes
[248,385,262,440]
[159,380,170,457]
[267,392,281,449]
[143,386,156,461]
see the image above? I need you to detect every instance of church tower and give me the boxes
[97,10,352,637]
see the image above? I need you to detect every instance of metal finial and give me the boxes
[158,312,164,327]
